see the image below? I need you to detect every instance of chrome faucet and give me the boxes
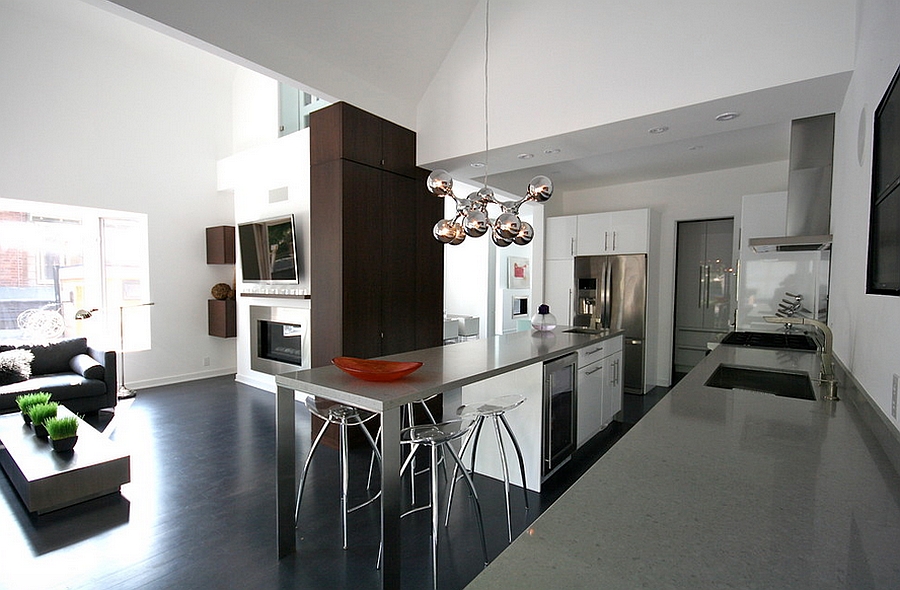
[764,315,839,400]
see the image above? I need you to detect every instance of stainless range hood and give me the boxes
[749,114,834,253]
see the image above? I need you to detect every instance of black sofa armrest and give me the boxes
[88,346,117,409]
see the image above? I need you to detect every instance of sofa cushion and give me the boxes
[0,373,106,399]
[27,338,89,375]
[70,353,105,380]
[0,349,34,385]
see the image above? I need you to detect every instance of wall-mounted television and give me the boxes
[868,61,900,295]
[238,215,300,283]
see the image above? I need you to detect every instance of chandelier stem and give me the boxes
[483,0,490,189]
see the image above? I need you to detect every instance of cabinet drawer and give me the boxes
[578,336,623,366]
[578,342,608,365]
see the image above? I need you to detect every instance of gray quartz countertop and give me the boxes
[276,328,621,412]
[466,343,900,589]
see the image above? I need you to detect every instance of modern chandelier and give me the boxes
[426,0,553,247]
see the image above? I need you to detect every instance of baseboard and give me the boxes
[125,367,237,391]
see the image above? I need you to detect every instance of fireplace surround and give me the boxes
[249,305,310,375]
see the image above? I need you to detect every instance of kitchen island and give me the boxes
[275,327,623,588]
[466,341,900,589]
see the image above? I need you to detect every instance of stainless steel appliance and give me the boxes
[574,255,647,394]
[542,352,578,479]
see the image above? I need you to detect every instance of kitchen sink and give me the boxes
[720,331,818,351]
[704,365,817,400]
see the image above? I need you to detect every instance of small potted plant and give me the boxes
[15,392,52,425]
[44,415,79,452]
[28,402,59,438]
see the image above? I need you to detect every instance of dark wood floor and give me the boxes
[0,377,668,590]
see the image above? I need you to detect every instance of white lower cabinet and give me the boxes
[602,350,623,428]
[576,335,623,447]
[577,354,605,447]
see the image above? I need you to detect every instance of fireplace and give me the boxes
[250,305,310,375]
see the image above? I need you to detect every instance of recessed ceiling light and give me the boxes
[470,161,485,168]
[715,112,740,122]
[543,148,561,155]
[517,153,534,160]
[648,126,669,134]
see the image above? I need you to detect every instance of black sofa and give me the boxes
[0,337,117,415]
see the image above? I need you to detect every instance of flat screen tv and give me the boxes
[238,215,300,283]
[868,61,900,295]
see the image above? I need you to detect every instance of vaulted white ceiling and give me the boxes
[95,0,854,194]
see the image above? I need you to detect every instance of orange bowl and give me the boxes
[332,357,423,382]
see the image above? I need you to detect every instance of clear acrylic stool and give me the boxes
[294,396,382,550]
[378,419,489,589]
[447,393,529,542]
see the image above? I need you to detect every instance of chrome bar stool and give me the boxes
[295,396,382,550]
[446,393,529,542]
[377,419,489,589]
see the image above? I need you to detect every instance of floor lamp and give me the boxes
[119,302,154,400]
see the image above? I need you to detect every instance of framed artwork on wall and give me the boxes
[508,257,530,289]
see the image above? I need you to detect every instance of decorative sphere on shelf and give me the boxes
[531,304,557,331]
[211,283,234,300]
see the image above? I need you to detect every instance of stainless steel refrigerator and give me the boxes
[574,255,647,394]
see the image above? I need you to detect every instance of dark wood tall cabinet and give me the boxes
[309,102,444,367]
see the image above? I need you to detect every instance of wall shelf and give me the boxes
[208,299,237,338]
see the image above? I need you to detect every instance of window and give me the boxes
[278,82,329,137]
[0,199,150,351]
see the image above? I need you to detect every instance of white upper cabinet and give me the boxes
[546,215,578,259]
[576,209,649,255]
[547,209,649,260]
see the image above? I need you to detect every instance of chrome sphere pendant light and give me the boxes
[427,0,552,247]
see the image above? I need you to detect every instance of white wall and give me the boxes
[0,0,239,388]
[553,161,788,388]
[217,130,312,391]
[418,0,857,165]
[830,0,900,430]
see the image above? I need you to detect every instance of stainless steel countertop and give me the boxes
[466,343,900,589]
[276,328,622,412]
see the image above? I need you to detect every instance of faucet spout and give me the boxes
[763,315,838,400]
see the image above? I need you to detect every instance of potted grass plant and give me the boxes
[44,415,79,452]
[28,402,59,438]
[15,392,52,425]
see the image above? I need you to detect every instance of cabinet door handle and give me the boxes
[570,237,575,256]
[586,366,603,375]
[604,231,609,251]
[586,346,604,355]
[612,231,617,251]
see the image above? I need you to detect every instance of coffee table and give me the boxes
[0,406,130,514]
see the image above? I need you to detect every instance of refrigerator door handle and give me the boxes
[705,265,712,308]
[698,263,705,308]
[604,262,613,329]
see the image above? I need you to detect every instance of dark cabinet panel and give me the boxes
[310,102,416,178]
[340,161,386,359]
[381,171,418,355]
[309,104,443,367]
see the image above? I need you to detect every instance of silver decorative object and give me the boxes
[427,172,552,247]
[426,0,552,247]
